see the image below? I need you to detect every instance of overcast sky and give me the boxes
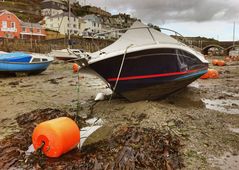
[78,0,239,41]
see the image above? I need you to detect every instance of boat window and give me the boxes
[32,58,41,63]
[42,58,48,62]
[181,51,201,68]
[159,48,176,54]
[176,50,188,71]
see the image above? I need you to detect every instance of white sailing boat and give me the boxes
[49,0,83,61]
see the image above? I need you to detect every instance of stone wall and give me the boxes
[0,37,113,53]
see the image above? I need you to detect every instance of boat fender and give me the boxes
[32,117,80,158]
[73,63,79,73]
[95,93,105,101]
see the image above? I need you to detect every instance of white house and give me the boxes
[79,14,102,36]
[44,12,79,35]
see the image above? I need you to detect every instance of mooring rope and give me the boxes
[109,44,133,102]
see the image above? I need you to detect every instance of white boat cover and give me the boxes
[92,21,179,56]
[90,21,208,63]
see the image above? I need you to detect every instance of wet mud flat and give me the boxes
[0,58,239,169]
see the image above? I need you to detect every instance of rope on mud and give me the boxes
[35,142,45,155]
[109,44,134,102]
[77,74,80,116]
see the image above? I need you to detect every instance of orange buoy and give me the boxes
[217,60,225,66]
[32,117,80,158]
[201,69,219,79]
[225,57,230,62]
[200,70,209,79]
[212,59,218,66]
[209,69,219,78]
[72,63,79,73]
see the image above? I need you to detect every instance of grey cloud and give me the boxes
[87,0,239,23]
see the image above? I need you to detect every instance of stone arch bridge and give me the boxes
[177,39,239,55]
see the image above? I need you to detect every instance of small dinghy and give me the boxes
[0,52,54,75]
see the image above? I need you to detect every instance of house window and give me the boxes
[11,22,15,28]
[7,15,11,19]
[37,29,41,33]
[73,24,76,28]
[30,28,33,32]
[2,21,7,28]
[22,27,26,32]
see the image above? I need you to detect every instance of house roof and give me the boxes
[83,14,101,23]
[21,22,43,29]
[48,12,76,19]
[0,10,22,22]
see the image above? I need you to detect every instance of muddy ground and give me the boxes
[0,57,239,169]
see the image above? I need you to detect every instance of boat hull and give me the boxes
[119,71,206,101]
[89,48,208,101]
[0,61,52,75]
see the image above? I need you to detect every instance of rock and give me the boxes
[8,81,20,86]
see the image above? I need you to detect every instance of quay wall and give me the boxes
[0,37,114,53]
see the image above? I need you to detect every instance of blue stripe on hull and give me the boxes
[174,70,207,80]
[0,62,51,72]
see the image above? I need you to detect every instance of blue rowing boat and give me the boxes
[0,52,54,75]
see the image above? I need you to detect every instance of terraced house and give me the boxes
[0,10,46,40]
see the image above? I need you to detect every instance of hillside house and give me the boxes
[44,12,79,35]
[0,10,46,40]
[20,22,46,40]
[0,10,21,38]
[79,14,102,36]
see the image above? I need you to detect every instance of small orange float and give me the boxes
[200,69,219,79]
[212,59,219,66]
[209,69,219,78]
[225,57,230,62]
[72,63,79,73]
[32,117,80,158]
[200,70,209,79]
[217,60,225,66]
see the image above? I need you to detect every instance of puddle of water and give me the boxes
[209,152,239,170]
[202,99,239,114]
[230,128,239,134]
[222,91,239,97]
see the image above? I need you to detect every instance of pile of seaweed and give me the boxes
[0,108,184,169]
